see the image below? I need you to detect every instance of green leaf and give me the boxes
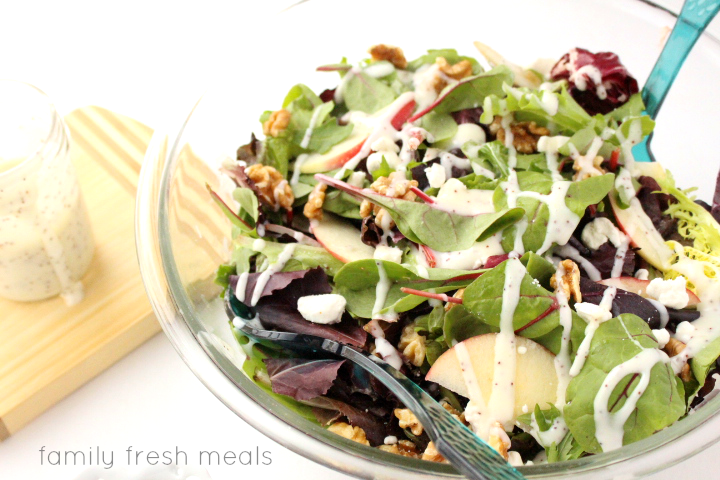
[564,314,685,453]
[547,432,586,463]
[411,66,513,121]
[422,112,458,143]
[233,235,344,276]
[343,71,396,114]
[691,336,720,387]
[322,190,363,219]
[333,259,483,319]
[406,49,483,73]
[481,84,592,135]
[214,263,236,295]
[282,83,323,110]
[262,136,295,178]
[232,187,259,229]
[318,175,523,251]
[443,304,498,347]
[463,140,510,178]
[371,156,393,181]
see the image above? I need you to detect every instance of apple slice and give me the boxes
[598,276,700,307]
[633,161,667,182]
[426,334,557,421]
[310,213,375,263]
[610,194,673,271]
[299,94,416,174]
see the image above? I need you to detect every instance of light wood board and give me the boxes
[0,106,159,440]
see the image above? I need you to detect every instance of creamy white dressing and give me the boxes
[646,298,669,328]
[530,414,569,448]
[250,243,296,306]
[434,178,496,215]
[234,271,249,302]
[570,288,616,377]
[614,167,636,202]
[430,233,505,270]
[517,181,579,255]
[568,136,604,179]
[537,135,570,182]
[556,244,602,281]
[552,264,573,407]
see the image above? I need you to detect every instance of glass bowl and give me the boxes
[136,0,720,477]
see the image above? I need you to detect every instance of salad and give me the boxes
[213,42,720,466]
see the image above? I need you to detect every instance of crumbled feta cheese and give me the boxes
[297,294,347,324]
[581,217,624,250]
[424,162,447,189]
[507,451,524,467]
[371,135,400,153]
[445,123,486,150]
[675,321,696,344]
[634,269,649,280]
[384,435,398,445]
[652,328,670,349]
[252,238,266,251]
[374,245,403,264]
[646,277,689,309]
[347,171,367,188]
[574,301,613,324]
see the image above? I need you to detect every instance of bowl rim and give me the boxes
[135,1,720,477]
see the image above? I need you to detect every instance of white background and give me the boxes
[2,0,720,479]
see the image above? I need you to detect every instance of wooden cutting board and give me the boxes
[0,106,159,441]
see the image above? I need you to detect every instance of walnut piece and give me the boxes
[421,441,448,463]
[433,57,473,93]
[368,44,407,69]
[488,422,511,460]
[398,324,427,367]
[445,288,465,312]
[360,172,418,229]
[664,338,693,382]
[378,440,421,458]
[327,422,370,446]
[490,116,550,154]
[572,154,605,181]
[245,164,294,210]
[551,259,582,303]
[394,408,423,436]
[262,109,291,137]
[303,183,327,220]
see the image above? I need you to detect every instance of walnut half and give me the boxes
[262,109,291,137]
[303,183,327,220]
[327,422,370,446]
[368,44,407,69]
[245,164,294,211]
[551,259,582,303]
[490,116,550,154]
[398,324,427,367]
[664,338,693,382]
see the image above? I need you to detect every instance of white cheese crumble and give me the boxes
[634,269,649,281]
[346,171,367,188]
[384,435,398,445]
[675,321,696,344]
[581,217,624,250]
[646,276,690,309]
[424,162,447,189]
[652,328,670,349]
[296,294,347,324]
[434,178,495,215]
[374,245,403,264]
[444,123,486,150]
[574,301,613,324]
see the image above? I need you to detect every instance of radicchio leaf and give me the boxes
[579,277,664,328]
[251,268,367,347]
[263,358,345,401]
[550,48,639,115]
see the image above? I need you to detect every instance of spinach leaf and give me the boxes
[322,190,363,219]
[494,172,614,253]
[343,71,396,114]
[422,112,458,143]
[233,235,344,276]
[333,259,483,319]
[691,336,720,387]
[233,187,259,229]
[263,135,296,178]
[410,66,513,122]
[564,314,685,453]
[283,83,323,110]
[317,174,524,252]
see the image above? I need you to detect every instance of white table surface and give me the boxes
[2,1,720,479]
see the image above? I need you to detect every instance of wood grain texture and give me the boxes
[0,107,159,440]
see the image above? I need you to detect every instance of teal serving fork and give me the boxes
[225,289,525,480]
[634,0,720,162]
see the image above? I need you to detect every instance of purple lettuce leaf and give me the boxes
[306,396,389,446]
[550,47,639,115]
[636,176,678,238]
[251,268,367,347]
[360,216,383,248]
[263,358,345,401]
[565,237,635,279]
[236,133,262,165]
[230,270,308,304]
[451,107,484,125]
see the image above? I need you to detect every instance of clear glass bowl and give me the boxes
[136,0,720,477]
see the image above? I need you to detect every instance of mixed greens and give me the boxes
[213,43,720,466]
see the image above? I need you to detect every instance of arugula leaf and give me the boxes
[333,259,483,319]
[409,66,513,122]
[406,49,483,73]
[343,71,396,114]
[564,314,685,453]
[316,174,524,252]
[463,140,510,178]
[481,84,592,135]
[547,432,586,463]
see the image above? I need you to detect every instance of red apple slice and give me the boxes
[310,213,375,263]
[609,194,673,271]
[597,277,700,307]
[299,95,416,174]
[633,161,667,182]
[426,334,557,421]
